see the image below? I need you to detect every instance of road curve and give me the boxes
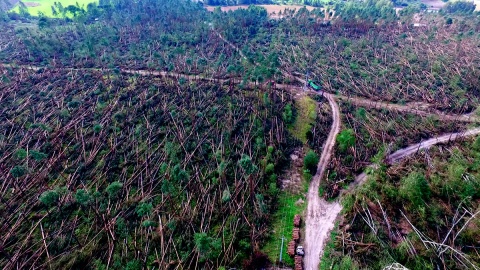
[303,91,342,270]
[354,127,480,188]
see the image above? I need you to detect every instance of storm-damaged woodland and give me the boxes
[0,0,480,269]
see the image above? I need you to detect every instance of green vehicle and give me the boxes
[308,79,321,91]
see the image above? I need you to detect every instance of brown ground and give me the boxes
[205,4,316,18]
[279,148,305,193]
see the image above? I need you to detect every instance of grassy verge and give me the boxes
[12,0,98,17]
[262,191,306,266]
[289,95,317,144]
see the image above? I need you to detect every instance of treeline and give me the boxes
[205,0,273,6]
[204,0,325,7]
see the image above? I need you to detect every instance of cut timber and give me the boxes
[294,214,301,227]
[294,255,304,270]
[287,240,296,257]
[292,227,300,242]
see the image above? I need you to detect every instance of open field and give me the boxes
[420,0,445,9]
[205,4,316,18]
[420,0,479,10]
[12,0,97,16]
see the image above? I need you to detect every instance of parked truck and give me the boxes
[308,79,321,91]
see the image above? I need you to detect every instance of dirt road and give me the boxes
[335,94,478,123]
[3,64,479,123]
[295,72,480,269]
[303,91,342,270]
[354,127,480,190]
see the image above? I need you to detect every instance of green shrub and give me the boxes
[39,190,59,207]
[75,189,92,206]
[30,150,47,161]
[125,260,141,270]
[304,150,319,174]
[399,172,430,208]
[282,103,293,124]
[337,129,356,152]
[238,154,258,175]
[265,163,275,175]
[136,202,153,217]
[141,220,157,227]
[106,181,123,199]
[222,189,231,202]
[93,124,103,133]
[10,165,27,178]
[15,148,27,159]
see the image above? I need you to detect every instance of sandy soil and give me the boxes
[303,90,342,270]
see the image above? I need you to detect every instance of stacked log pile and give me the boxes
[294,255,303,270]
[292,227,300,242]
[287,240,296,257]
[287,214,303,269]
[294,214,301,227]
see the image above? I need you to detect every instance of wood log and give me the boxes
[292,227,300,242]
[293,214,301,227]
[287,240,296,257]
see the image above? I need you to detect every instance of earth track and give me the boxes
[303,91,342,270]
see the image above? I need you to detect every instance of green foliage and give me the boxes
[172,164,190,183]
[136,202,153,217]
[265,163,275,175]
[336,129,355,153]
[304,150,319,174]
[67,100,81,108]
[15,148,27,159]
[443,1,476,14]
[75,189,92,206]
[194,233,222,262]
[289,96,317,143]
[282,103,293,125]
[338,0,397,22]
[115,217,128,239]
[238,154,258,176]
[141,220,157,227]
[125,260,142,270]
[222,189,231,202]
[355,107,367,120]
[105,181,123,199]
[93,124,103,133]
[39,189,60,207]
[30,150,48,161]
[10,165,27,178]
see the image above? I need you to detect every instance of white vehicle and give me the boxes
[296,245,305,256]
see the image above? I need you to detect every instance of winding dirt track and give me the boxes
[291,75,480,269]
[303,91,342,269]
[303,101,480,269]
[353,127,480,192]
